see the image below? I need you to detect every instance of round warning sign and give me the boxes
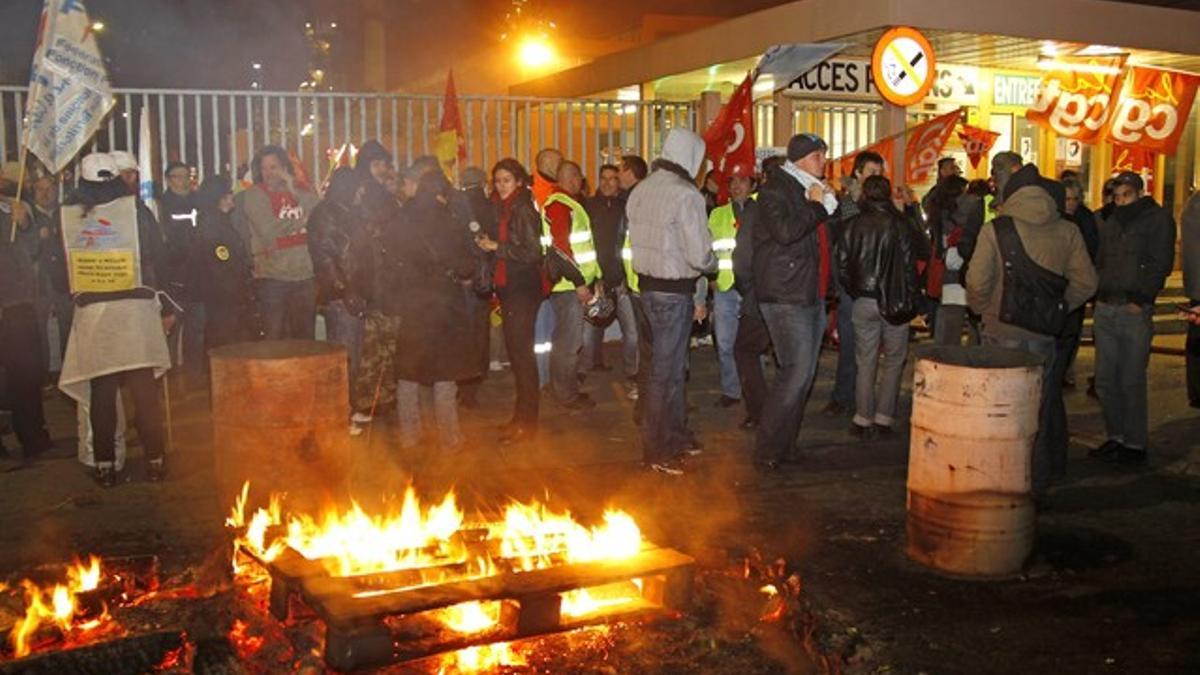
[872,27,937,107]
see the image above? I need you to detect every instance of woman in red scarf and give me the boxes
[476,159,544,444]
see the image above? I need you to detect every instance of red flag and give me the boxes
[1026,55,1127,144]
[956,124,1001,169]
[702,74,756,205]
[905,109,963,184]
[1111,142,1156,193]
[435,70,468,177]
[1105,65,1200,155]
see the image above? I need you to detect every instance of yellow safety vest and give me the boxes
[708,203,739,293]
[540,192,599,293]
[621,232,639,293]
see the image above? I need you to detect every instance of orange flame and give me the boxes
[8,555,106,657]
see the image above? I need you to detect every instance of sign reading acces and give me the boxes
[871,27,937,107]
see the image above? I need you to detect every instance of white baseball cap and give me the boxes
[108,150,138,172]
[80,152,119,182]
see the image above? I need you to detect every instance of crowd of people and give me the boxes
[0,125,1192,494]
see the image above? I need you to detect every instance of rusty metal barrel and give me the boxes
[210,340,350,511]
[906,345,1042,577]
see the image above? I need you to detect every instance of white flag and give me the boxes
[24,0,115,174]
[137,109,157,219]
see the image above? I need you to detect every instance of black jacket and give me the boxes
[1066,204,1100,263]
[586,192,626,288]
[731,197,761,296]
[1096,196,1176,306]
[307,169,366,311]
[493,188,544,296]
[752,165,830,305]
[836,199,917,301]
[159,189,203,301]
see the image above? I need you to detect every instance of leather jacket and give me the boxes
[752,165,830,305]
[836,199,916,301]
[307,198,363,311]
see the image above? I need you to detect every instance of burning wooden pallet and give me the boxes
[254,544,694,671]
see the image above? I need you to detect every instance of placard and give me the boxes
[61,195,142,293]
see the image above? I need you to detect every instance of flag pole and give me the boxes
[8,144,30,243]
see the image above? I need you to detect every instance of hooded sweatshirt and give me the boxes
[966,168,1097,341]
[625,129,716,293]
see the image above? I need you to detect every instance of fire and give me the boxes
[8,555,106,658]
[438,641,524,674]
[433,600,502,634]
[561,578,645,619]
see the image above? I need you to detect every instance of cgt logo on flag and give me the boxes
[1025,55,1126,144]
[905,109,962,184]
[1106,66,1200,155]
[956,124,1001,169]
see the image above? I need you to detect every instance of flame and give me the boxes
[227,619,265,659]
[432,600,502,634]
[8,555,106,658]
[438,641,524,674]
[561,578,645,619]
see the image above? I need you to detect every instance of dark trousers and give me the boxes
[639,291,694,463]
[756,302,825,463]
[256,278,316,340]
[733,292,771,422]
[459,290,493,402]
[90,367,165,465]
[500,288,541,428]
[0,303,50,453]
[1188,301,1200,407]
[631,293,653,424]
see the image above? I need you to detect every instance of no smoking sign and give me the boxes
[872,27,937,107]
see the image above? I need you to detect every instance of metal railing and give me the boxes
[0,86,694,186]
[754,101,881,156]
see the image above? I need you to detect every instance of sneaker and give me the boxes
[1088,440,1123,460]
[679,436,704,456]
[351,411,373,424]
[147,459,165,482]
[715,395,741,408]
[489,360,504,372]
[625,383,639,401]
[562,393,596,410]
[649,460,684,476]
[349,424,365,437]
[822,401,849,417]
[95,465,117,488]
[1114,446,1148,466]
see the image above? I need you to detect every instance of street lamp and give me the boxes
[518,36,554,68]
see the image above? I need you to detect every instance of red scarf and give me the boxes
[493,190,518,288]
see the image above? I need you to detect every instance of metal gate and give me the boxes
[0,86,693,186]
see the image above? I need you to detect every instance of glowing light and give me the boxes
[90,21,104,32]
[518,36,554,68]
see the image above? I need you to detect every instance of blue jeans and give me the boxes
[323,301,364,411]
[982,328,1059,494]
[712,289,742,399]
[549,291,584,402]
[534,299,554,386]
[396,380,462,449]
[756,302,826,462]
[831,290,856,408]
[639,291,693,463]
[1093,302,1154,450]
[256,278,316,340]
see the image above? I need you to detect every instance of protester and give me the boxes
[705,165,757,409]
[627,129,716,475]
[932,178,987,346]
[459,165,498,409]
[619,155,650,406]
[928,175,968,344]
[825,150,884,417]
[532,148,563,209]
[752,133,838,471]
[108,150,140,197]
[58,153,173,487]
[990,151,1023,209]
[384,162,478,450]
[30,173,72,367]
[542,160,597,409]
[921,156,962,216]
[1,197,53,458]
[308,167,368,427]
[967,164,1097,496]
[582,163,638,380]
[1183,190,1200,408]
[193,175,255,350]
[618,155,648,193]
[1059,178,1100,388]
[1090,171,1176,466]
[351,176,401,429]
[235,145,320,340]
[836,175,919,438]
[159,161,208,390]
[476,158,545,444]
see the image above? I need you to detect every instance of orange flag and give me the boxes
[435,70,468,178]
[957,124,1001,169]
[1105,65,1200,155]
[1111,142,1156,192]
[905,109,962,184]
[833,137,896,180]
[1026,55,1127,144]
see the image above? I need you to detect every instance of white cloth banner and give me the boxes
[24,0,115,173]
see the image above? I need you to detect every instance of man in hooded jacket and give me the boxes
[626,129,717,475]
[967,164,1097,496]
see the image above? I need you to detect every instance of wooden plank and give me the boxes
[314,547,694,625]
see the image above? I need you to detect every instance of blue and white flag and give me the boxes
[756,43,849,92]
[24,0,115,174]
[137,109,158,219]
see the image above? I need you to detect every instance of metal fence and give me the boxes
[0,86,694,186]
[754,101,881,157]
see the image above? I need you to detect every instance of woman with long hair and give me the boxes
[475,159,545,445]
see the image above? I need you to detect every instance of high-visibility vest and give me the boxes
[540,192,599,293]
[621,231,639,293]
[708,203,739,293]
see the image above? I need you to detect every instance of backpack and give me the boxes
[993,216,1069,336]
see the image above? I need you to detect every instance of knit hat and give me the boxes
[1112,170,1144,192]
[786,133,827,162]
